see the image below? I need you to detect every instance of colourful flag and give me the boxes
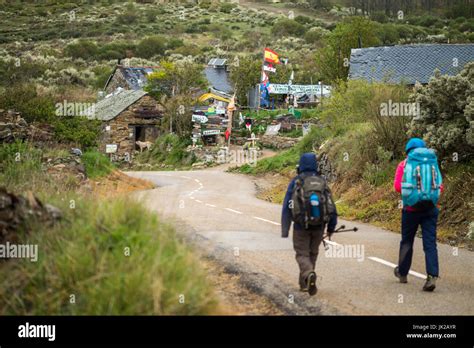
[264,48,280,65]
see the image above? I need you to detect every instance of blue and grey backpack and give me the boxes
[401,148,442,209]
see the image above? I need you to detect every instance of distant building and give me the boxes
[104,65,158,94]
[348,44,474,85]
[87,89,163,156]
[204,58,233,98]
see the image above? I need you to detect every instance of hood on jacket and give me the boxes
[298,153,318,173]
[405,137,426,154]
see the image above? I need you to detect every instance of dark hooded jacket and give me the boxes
[281,153,337,237]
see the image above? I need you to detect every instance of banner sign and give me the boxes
[192,114,208,123]
[267,84,331,96]
[105,144,117,153]
[202,129,221,136]
[265,124,281,136]
[302,123,312,136]
[263,64,276,73]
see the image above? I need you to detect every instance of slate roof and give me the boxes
[204,66,233,94]
[85,89,147,121]
[348,44,474,84]
[208,58,227,67]
[105,65,156,91]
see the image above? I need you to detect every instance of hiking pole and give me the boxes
[336,227,358,233]
[322,225,358,250]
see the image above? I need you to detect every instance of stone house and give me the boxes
[88,89,163,156]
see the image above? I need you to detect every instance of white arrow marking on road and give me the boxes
[206,203,216,207]
[368,256,426,279]
[225,208,243,214]
[195,199,203,203]
[252,216,281,226]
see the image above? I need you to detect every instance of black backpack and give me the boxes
[290,173,334,230]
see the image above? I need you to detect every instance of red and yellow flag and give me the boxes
[264,48,280,65]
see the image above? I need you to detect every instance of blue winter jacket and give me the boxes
[281,153,338,237]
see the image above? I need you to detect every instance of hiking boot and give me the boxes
[423,275,437,292]
[307,272,317,296]
[394,266,408,283]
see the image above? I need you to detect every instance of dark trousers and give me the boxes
[293,227,324,288]
[398,207,439,277]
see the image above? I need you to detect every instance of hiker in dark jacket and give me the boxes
[281,153,337,295]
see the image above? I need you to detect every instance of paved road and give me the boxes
[127,169,474,315]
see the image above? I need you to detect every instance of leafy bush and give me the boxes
[272,19,307,37]
[295,15,313,25]
[408,62,474,161]
[136,35,167,59]
[64,40,99,60]
[0,141,44,192]
[82,150,114,178]
[316,17,380,81]
[117,3,139,24]
[136,133,195,168]
[304,27,326,44]
[53,116,101,149]
[0,84,55,123]
[0,58,47,86]
[219,2,236,13]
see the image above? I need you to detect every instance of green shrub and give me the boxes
[0,84,55,123]
[362,146,396,186]
[0,141,44,192]
[53,116,101,149]
[0,58,47,86]
[219,2,236,13]
[295,15,313,25]
[117,4,139,24]
[272,19,307,37]
[82,150,114,178]
[64,40,99,60]
[136,133,195,168]
[408,62,474,161]
[136,35,167,59]
[304,27,325,44]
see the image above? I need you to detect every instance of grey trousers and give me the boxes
[293,227,324,288]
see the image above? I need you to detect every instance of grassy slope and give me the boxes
[0,142,219,314]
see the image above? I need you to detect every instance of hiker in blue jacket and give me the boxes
[393,138,443,291]
[282,153,337,296]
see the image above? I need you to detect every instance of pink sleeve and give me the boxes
[394,160,405,193]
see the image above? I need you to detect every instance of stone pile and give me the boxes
[45,155,87,183]
[0,109,54,145]
[259,135,301,149]
[0,187,62,245]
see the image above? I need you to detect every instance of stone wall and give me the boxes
[100,95,162,157]
[258,135,301,149]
